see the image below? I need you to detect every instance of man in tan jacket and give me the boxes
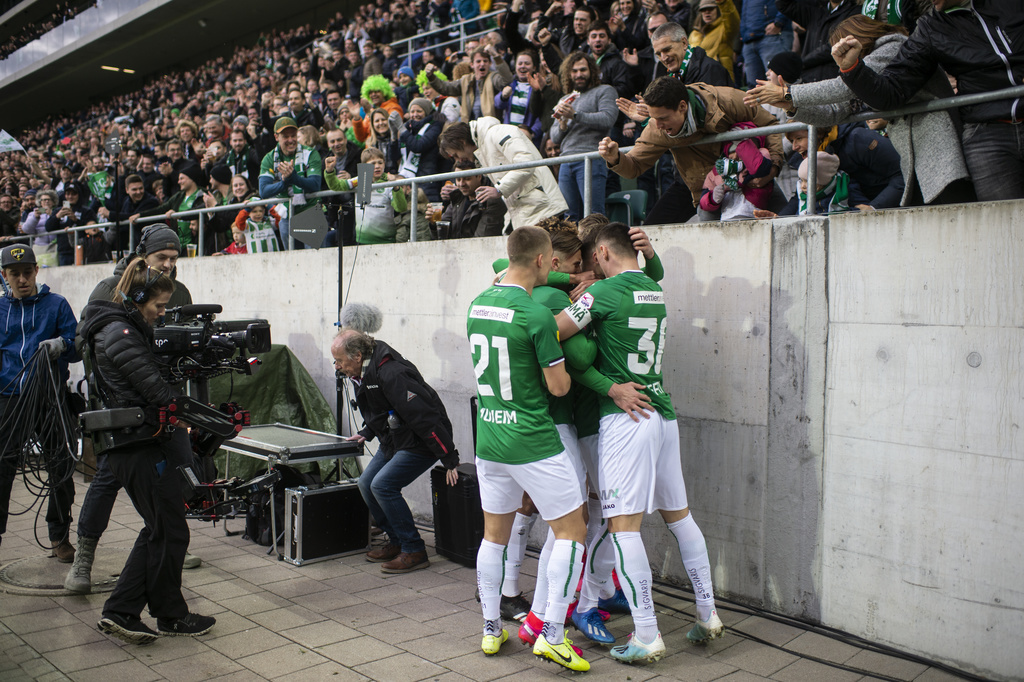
[599,76,783,224]
[425,47,513,123]
[439,117,568,231]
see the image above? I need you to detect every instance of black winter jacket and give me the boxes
[353,340,459,469]
[841,0,1024,124]
[649,45,734,88]
[76,300,181,411]
[775,0,861,83]
[825,123,905,209]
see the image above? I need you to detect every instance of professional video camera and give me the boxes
[154,304,271,383]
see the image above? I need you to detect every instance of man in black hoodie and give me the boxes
[333,329,460,574]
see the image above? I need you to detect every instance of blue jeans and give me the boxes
[742,33,791,87]
[559,160,608,222]
[357,448,436,554]
[961,122,1024,202]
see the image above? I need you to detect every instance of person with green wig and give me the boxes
[418,69,461,123]
[352,75,404,142]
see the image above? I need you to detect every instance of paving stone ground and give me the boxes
[0,474,972,682]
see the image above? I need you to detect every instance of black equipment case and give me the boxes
[283,481,370,565]
[431,462,485,567]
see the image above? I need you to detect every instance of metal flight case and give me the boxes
[283,481,370,565]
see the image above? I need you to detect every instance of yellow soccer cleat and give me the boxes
[533,633,591,672]
[481,628,509,655]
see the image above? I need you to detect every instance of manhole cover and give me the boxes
[0,548,131,595]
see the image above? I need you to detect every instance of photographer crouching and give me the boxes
[77,259,214,644]
[333,327,460,573]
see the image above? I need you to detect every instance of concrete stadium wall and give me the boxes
[38,200,1022,680]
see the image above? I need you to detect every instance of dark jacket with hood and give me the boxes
[840,0,1024,124]
[76,299,180,411]
[353,340,459,469]
[89,255,193,311]
[0,284,79,395]
[824,123,905,209]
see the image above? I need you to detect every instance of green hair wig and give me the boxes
[416,69,447,92]
[360,75,394,101]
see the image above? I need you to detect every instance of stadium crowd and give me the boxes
[0,0,1019,264]
[0,1,97,59]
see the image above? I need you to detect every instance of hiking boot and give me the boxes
[366,543,401,563]
[51,538,75,563]
[64,537,97,594]
[380,550,429,573]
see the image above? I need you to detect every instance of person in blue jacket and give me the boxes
[738,0,792,86]
[0,244,79,560]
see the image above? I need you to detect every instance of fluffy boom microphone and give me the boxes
[339,303,383,333]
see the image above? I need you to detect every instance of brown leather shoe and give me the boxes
[366,543,401,563]
[52,539,75,563]
[380,551,429,574]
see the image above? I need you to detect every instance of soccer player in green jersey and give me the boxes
[467,226,590,672]
[556,222,724,664]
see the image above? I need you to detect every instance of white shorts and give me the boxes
[596,412,689,517]
[578,433,599,494]
[477,451,586,522]
[556,423,588,498]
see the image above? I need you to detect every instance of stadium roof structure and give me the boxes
[0,0,342,131]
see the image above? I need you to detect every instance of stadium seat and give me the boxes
[605,190,648,227]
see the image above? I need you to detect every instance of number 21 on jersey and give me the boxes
[471,334,513,400]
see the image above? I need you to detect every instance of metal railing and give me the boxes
[9,84,1022,262]
[389,9,503,69]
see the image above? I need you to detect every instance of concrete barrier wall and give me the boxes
[38,201,1022,680]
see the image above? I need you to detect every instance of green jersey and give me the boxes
[563,270,675,421]
[467,284,566,463]
[532,285,574,426]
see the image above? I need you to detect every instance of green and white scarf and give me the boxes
[666,87,707,139]
[716,158,745,190]
[268,144,316,216]
[798,171,851,215]
[399,122,433,177]
[508,80,532,125]
[671,47,695,81]
[862,0,902,25]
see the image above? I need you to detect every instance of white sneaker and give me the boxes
[686,610,724,642]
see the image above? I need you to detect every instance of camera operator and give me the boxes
[0,245,79,559]
[66,222,200,593]
[333,328,460,574]
[77,259,214,644]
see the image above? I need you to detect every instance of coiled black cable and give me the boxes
[0,347,85,549]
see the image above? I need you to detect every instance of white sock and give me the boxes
[667,514,716,621]
[611,531,659,643]
[503,512,536,597]
[530,528,556,619]
[477,539,506,625]
[585,496,604,547]
[577,526,614,612]
[542,538,584,644]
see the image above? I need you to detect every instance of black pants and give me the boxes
[644,181,698,226]
[77,439,195,541]
[0,395,76,543]
[102,428,190,621]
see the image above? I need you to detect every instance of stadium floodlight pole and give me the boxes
[584,156,593,219]
[806,125,817,216]
[410,179,418,243]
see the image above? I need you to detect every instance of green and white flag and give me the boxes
[0,130,25,153]
[88,171,112,200]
